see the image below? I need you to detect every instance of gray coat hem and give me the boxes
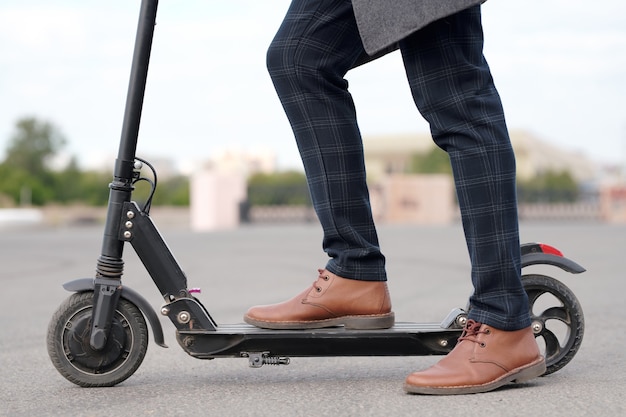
[352,0,485,55]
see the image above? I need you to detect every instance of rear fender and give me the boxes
[521,243,586,274]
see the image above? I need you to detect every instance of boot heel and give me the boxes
[343,312,395,330]
[513,357,546,383]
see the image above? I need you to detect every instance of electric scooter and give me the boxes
[46,0,587,387]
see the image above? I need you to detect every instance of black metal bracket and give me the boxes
[90,278,122,350]
[162,297,217,332]
[119,201,190,300]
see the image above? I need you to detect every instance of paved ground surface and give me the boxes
[1,220,624,416]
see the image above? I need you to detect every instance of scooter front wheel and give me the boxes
[522,274,584,375]
[47,291,148,387]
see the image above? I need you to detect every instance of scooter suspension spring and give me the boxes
[95,256,125,279]
[245,352,290,368]
[263,356,291,366]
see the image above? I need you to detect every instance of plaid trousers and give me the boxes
[267,0,530,330]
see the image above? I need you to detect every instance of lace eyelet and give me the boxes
[315,287,322,292]
[484,329,491,335]
[323,275,330,281]
[480,342,486,348]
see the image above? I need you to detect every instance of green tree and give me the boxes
[132,175,190,207]
[0,117,194,207]
[75,170,111,206]
[3,117,66,177]
[247,171,310,206]
[51,156,81,203]
[409,147,452,174]
[0,117,66,206]
[0,163,53,205]
[518,170,579,203]
[51,157,111,206]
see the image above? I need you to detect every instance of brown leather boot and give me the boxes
[244,269,394,329]
[404,319,546,395]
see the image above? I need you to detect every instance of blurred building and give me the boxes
[510,130,598,182]
[185,132,623,228]
[369,174,455,224]
[190,148,277,231]
[361,129,615,224]
[205,148,277,176]
[363,129,601,183]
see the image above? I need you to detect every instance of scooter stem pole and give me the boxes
[102,0,158,262]
[116,0,158,177]
[91,0,159,351]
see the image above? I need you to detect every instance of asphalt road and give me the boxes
[1,220,624,416]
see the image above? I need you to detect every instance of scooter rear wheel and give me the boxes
[47,291,148,387]
[522,274,584,375]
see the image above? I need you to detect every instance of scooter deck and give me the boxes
[176,322,461,361]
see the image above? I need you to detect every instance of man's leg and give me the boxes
[265,0,385,281]
[400,5,528,331]
[399,6,544,394]
[243,0,393,329]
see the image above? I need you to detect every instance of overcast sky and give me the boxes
[1,0,625,172]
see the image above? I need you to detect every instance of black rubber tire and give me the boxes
[522,274,584,375]
[47,291,148,387]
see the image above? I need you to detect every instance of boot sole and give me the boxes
[403,356,546,395]
[243,312,395,330]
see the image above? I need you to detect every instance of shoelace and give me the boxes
[458,319,491,347]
